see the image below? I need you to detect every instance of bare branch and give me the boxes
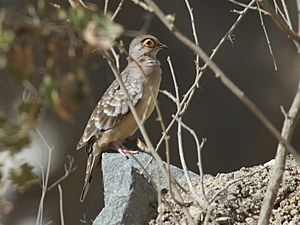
[149,88,172,196]
[228,0,269,14]
[104,0,109,14]
[110,47,120,73]
[279,0,292,29]
[47,155,77,192]
[256,0,300,43]
[130,0,153,12]
[258,82,300,225]
[184,0,200,85]
[256,2,278,70]
[35,128,53,225]
[179,121,208,203]
[160,90,177,103]
[68,0,96,11]
[104,52,196,225]
[111,0,125,21]
[154,0,256,155]
[177,118,204,206]
[145,0,300,163]
[297,0,300,35]
[58,185,65,225]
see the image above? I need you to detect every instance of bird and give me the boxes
[76,34,167,202]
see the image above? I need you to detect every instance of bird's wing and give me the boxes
[76,70,144,150]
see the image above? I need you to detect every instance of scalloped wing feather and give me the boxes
[76,70,144,150]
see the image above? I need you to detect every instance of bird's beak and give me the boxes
[157,42,168,50]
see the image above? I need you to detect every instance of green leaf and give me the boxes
[67,8,123,50]
[0,114,30,153]
[0,54,7,69]
[18,99,43,127]
[68,7,90,28]
[0,28,14,52]
[40,74,56,105]
[9,163,39,192]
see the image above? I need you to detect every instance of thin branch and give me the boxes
[58,185,65,225]
[177,118,210,210]
[258,82,300,225]
[156,173,182,225]
[166,56,206,206]
[228,0,269,14]
[145,0,300,163]
[256,2,278,70]
[149,88,172,197]
[47,155,77,192]
[184,0,200,85]
[179,121,208,203]
[111,0,125,21]
[197,138,206,195]
[110,47,120,73]
[142,56,178,172]
[103,0,109,14]
[104,52,196,225]
[130,0,153,12]
[279,0,292,29]
[256,0,300,43]
[177,118,204,206]
[68,0,95,10]
[160,90,178,103]
[167,57,180,106]
[35,128,53,225]
[297,0,300,35]
[153,0,256,155]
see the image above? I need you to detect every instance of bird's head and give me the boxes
[128,35,168,61]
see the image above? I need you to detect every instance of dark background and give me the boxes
[1,0,300,224]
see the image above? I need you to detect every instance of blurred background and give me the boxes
[1,0,300,224]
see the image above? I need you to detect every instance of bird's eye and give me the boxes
[142,38,156,48]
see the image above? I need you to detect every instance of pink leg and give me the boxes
[110,142,140,158]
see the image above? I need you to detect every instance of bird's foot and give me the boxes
[110,142,140,159]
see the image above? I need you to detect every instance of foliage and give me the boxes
[0,2,123,215]
[9,163,39,192]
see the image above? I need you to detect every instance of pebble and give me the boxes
[245,217,257,225]
[290,209,299,216]
[151,156,300,225]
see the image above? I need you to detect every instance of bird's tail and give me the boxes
[80,142,101,202]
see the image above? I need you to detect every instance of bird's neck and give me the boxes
[138,55,160,67]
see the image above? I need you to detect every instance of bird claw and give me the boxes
[117,148,139,157]
[111,142,140,159]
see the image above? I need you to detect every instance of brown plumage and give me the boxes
[77,35,167,202]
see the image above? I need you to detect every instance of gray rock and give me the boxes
[93,153,199,225]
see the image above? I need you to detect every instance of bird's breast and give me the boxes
[98,69,162,147]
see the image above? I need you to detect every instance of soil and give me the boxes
[149,155,300,225]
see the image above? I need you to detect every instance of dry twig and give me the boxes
[297,0,300,35]
[184,0,200,85]
[153,0,256,155]
[228,0,269,14]
[58,184,65,225]
[256,2,277,70]
[256,0,300,43]
[104,52,196,225]
[47,155,77,192]
[35,128,53,225]
[111,0,125,21]
[258,82,300,225]
[144,0,300,163]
